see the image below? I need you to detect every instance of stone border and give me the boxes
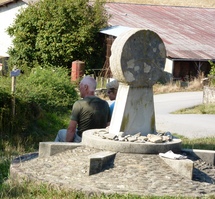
[39,142,82,158]
[159,156,194,180]
[182,148,215,166]
[37,142,215,167]
[82,129,182,154]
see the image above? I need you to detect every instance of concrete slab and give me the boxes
[182,148,215,166]
[160,156,194,180]
[39,142,82,158]
[88,151,116,175]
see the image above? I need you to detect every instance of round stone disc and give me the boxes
[110,29,166,87]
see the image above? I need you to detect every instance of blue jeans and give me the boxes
[54,129,82,142]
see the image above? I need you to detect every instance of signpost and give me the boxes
[10,67,21,116]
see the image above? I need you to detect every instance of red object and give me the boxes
[71,60,85,82]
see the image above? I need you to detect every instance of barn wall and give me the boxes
[173,61,211,81]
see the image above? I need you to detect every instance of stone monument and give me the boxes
[82,28,181,154]
[109,28,166,136]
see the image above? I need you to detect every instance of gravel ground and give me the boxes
[10,147,215,197]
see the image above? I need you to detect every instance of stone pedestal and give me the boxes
[109,29,166,136]
[109,84,155,136]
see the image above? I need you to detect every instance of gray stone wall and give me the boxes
[203,86,215,104]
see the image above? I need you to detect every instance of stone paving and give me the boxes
[10,146,215,197]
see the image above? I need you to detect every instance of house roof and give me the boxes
[105,3,215,60]
[0,0,37,7]
[100,25,133,37]
[0,0,15,6]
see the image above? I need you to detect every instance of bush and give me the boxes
[0,66,78,147]
[16,66,78,112]
[0,85,13,144]
[208,60,215,86]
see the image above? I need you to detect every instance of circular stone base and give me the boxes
[82,129,182,154]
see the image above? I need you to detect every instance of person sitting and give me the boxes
[55,76,111,142]
[106,79,119,117]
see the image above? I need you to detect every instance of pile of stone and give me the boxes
[93,129,174,143]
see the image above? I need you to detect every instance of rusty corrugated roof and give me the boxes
[105,3,215,60]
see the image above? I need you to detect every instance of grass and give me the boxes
[153,78,203,94]
[2,178,214,199]
[1,180,198,199]
[173,104,215,114]
[176,135,215,150]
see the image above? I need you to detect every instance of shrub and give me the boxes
[0,66,78,147]
[16,66,78,112]
[0,83,13,141]
[208,60,215,86]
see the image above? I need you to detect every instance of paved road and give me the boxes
[154,91,215,139]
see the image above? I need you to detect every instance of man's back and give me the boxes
[55,76,110,142]
[71,96,110,137]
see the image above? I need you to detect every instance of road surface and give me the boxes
[154,91,215,138]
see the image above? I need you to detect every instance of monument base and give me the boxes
[82,129,181,154]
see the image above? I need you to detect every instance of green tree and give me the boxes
[208,60,215,86]
[7,0,109,72]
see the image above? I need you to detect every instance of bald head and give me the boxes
[79,76,97,98]
[81,76,96,91]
